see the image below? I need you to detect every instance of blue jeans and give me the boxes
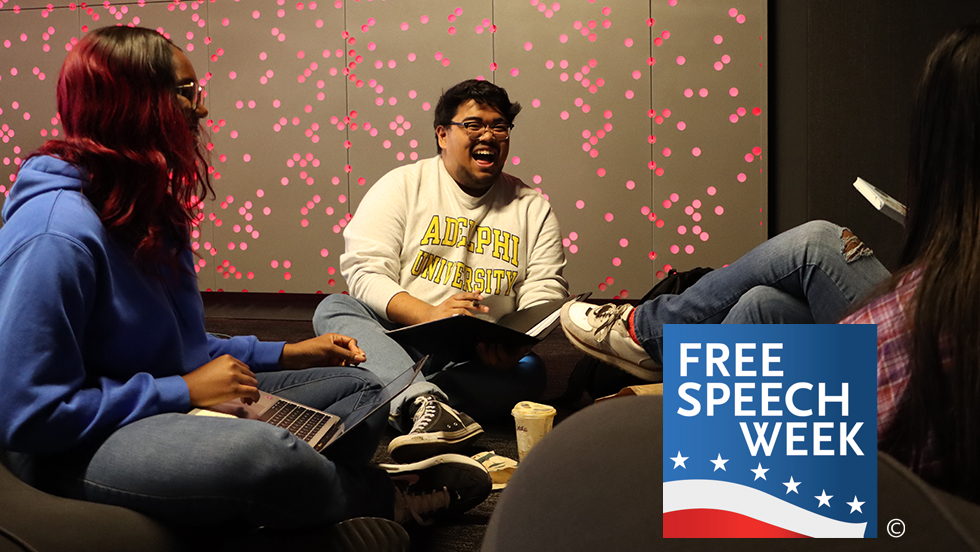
[313,294,547,426]
[8,366,394,528]
[633,221,891,364]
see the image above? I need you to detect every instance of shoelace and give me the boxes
[587,303,633,343]
[409,396,439,434]
[395,485,451,526]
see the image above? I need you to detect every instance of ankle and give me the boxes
[627,308,642,346]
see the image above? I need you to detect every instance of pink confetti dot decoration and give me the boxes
[0,0,767,295]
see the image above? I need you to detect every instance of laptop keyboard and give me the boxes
[266,400,331,442]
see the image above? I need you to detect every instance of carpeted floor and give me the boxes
[203,316,637,552]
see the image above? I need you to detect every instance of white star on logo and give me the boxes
[847,496,865,514]
[750,463,769,481]
[783,476,801,494]
[670,451,688,469]
[815,490,833,508]
[710,453,729,472]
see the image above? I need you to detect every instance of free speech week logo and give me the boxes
[663,324,877,538]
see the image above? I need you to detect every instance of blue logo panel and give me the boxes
[663,324,878,538]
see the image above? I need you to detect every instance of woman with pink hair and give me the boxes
[0,26,489,538]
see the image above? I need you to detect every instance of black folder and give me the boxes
[386,293,590,361]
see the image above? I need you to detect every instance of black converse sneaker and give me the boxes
[387,395,484,463]
[383,454,492,526]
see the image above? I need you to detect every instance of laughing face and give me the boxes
[437,99,510,197]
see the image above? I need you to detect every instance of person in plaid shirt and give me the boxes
[838,25,980,498]
[564,24,980,502]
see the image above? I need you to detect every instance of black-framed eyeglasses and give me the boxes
[448,120,513,140]
[175,82,204,107]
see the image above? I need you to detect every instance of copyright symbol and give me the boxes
[887,518,905,538]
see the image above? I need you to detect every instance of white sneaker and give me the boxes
[383,454,492,526]
[560,302,662,382]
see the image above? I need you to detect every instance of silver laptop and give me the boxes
[189,357,427,453]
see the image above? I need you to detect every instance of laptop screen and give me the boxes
[337,355,427,435]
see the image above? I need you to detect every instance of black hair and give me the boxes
[432,79,522,153]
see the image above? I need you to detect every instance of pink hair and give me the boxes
[29,26,212,268]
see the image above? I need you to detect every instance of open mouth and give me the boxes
[472,148,498,167]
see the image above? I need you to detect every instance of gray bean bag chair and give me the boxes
[0,452,406,552]
[483,395,980,551]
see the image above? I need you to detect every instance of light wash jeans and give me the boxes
[313,294,547,426]
[8,366,394,528]
[633,220,892,365]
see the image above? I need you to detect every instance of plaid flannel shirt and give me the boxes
[840,269,946,478]
[839,270,921,442]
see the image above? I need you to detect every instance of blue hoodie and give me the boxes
[0,156,285,454]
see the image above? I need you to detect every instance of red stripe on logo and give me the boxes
[664,509,812,538]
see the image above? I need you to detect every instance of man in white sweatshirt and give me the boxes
[313,79,568,463]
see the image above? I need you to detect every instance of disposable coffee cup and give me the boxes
[511,401,557,462]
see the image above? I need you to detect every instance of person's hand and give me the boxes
[424,292,489,323]
[477,342,532,370]
[182,355,260,407]
[280,333,367,370]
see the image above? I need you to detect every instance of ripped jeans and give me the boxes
[632,220,891,365]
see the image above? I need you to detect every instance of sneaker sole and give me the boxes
[387,426,485,464]
[561,324,663,382]
[324,517,410,552]
[381,454,492,515]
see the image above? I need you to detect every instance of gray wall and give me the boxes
[0,0,768,300]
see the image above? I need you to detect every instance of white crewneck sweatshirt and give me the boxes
[341,155,568,322]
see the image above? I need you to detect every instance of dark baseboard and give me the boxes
[201,291,333,321]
